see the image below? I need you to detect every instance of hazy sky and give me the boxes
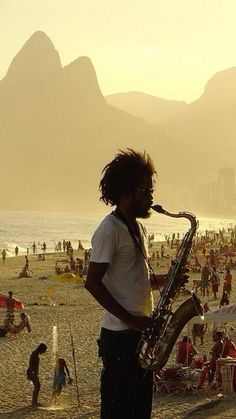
[1,0,236,102]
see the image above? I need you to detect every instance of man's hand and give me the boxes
[177,268,189,287]
[124,315,153,332]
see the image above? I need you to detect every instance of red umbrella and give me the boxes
[0,294,24,309]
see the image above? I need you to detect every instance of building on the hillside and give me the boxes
[207,167,236,215]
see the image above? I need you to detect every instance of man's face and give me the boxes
[130,176,154,218]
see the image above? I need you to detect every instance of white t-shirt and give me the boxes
[90,213,154,331]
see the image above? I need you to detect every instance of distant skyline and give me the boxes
[1,0,236,102]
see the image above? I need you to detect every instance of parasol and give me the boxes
[55,273,84,284]
[190,303,236,324]
[0,294,24,309]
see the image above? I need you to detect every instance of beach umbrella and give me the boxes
[55,273,84,284]
[0,294,24,309]
[190,303,236,324]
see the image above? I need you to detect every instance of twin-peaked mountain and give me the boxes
[0,31,235,215]
[0,32,188,212]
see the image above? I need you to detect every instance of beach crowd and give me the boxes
[1,223,236,409]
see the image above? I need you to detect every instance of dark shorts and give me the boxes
[99,327,153,419]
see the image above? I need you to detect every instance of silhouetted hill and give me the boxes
[0,32,235,216]
[5,31,62,89]
[158,67,236,167]
[0,32,194,213]
[105,69,236,215]
[106,91,187,125]
[200,67,236,105]
[155,67,236,215]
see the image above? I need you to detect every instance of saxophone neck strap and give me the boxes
[111,209,155,276]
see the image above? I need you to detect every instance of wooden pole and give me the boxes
[68,320,80,406]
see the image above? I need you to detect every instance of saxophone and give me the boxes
[137,204,203,371]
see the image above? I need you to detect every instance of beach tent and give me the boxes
[190,303,236,324]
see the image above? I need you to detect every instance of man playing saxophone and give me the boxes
[85,149,165,419]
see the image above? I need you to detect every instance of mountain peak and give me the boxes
[200,67,236,104]
[4,31,62,86]
[23,31,55,48]
[63,56,104,102]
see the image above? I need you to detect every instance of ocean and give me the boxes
[0,210,235,257]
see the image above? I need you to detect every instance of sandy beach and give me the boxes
[1,247,236,419]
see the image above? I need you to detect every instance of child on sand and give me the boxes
[52,357,72,404]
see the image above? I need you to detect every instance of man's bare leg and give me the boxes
[31,376,41,406]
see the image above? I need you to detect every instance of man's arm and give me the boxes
[64,360,71,378]
[85,262,152,332]
[29,351,38,373]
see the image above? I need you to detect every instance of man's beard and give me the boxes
[131,204,151,219]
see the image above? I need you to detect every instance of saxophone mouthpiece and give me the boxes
[151,204,164,214]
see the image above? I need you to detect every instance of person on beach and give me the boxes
[2,248,6,264]
[52,357,72,404]
[64,265,70,273]
[161,244,165,259]
[200,264,210,298]
[55,262,62,274]
[196,331,224,389]
[210,267,220,300]
[42,242,47,253]
[176,336,197,366]
[6,312,31,334]
[76,258,84,278]
[27,343,47,407]
[32,242,37,254]
[15,246,19,256]
[25,255,29,268]
[222,335,236,358]
[16,313,31,333]
[219,291,230,307]
[19,257,33,278]
[203,302,210,313]
[85,149,176,419]
[70,256,76,272]
[223,268,232,297]
[5,291,15,325]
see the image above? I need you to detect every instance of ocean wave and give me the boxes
[0,211,234,257]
